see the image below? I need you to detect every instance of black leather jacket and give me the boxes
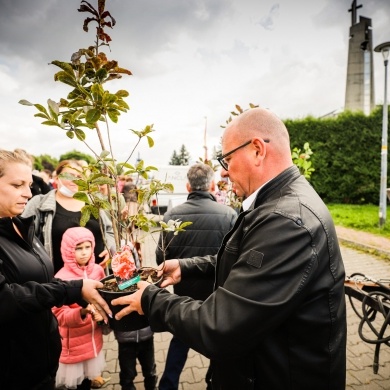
[142,166,346,390]
[0,216,83,390]
[156,191,237,300]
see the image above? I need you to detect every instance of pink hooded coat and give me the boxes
[52,227,106,364]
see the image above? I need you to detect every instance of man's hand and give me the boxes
[111,281,150,319]
[81,279,112,323]
[158,259,182,288]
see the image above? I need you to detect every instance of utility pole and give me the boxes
[203,116,208,162]
[374,42,390,227]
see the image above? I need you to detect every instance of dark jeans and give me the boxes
[159,337,212,390]
[118,338,158,390]
[158,337,189,390]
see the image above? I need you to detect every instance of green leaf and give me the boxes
[179,221,193,229]
[91,176,115,186]
[102,92,117,106]
[145,165,158,172]
[96,68,108,81]
[54,71,77,87]
[100,150,110,159]
[90,206,100,220]
[34,104,49,115]
[91,83,104,100]
[80,207,91,227]
[66,130,75,139]
[147,136,154,148]
[75,128,86,141]
[41,120,60,126]
[73,192,90,203]
[34,113,49,120]
[19,99,33,106]
[115,90,129,98]
[68,99,90,108]
[115,99,129,110]
[106,109,118,123]
[48,99,60,115]
[51,60,75,77]
[86,108,102,123]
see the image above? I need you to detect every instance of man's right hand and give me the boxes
[158,259,181,288]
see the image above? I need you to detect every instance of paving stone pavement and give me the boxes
[99,228,390,390]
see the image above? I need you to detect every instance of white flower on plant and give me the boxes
[159,219,192,236]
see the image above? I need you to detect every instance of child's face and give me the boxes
[75,241,93,266]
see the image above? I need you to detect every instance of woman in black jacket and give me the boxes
[0,149,111,390]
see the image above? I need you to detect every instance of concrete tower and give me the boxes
[345,0,375,114]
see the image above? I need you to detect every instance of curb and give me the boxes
[337,237,390,260]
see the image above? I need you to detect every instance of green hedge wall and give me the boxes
[284,107,388,204]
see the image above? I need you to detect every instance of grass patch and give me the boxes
[327,203,390,238]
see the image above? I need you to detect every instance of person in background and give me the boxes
[40,169,55,190]
[22,159,115,274]
[98,183,128,223]
[214,179,228,205]
[112,107,347,390]
[156,163,237,390]
[0,149,111,390]
[122,176,138,217]
[117,175,126,193]
[53,227,110,390]
[114,325,158,390]
[14,148,51,197]
[121,176,142,262]
[51,170,58,189]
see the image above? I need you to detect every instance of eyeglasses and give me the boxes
[217,139,270,171]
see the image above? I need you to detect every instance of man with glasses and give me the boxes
[112,107,347,390]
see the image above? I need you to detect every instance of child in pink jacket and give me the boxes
[53,227,107,390]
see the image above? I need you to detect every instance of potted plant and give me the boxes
[19,0,191,330]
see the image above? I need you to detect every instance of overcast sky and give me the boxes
[1,0,389,167]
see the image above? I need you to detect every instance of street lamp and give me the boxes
[374,41,390,227]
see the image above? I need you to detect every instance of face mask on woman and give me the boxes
[58,180,76,198]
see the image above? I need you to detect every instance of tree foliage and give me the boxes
[33,154,59,172]
[169,144,191,166]
[59,150,96,164]
[285,107,388,204]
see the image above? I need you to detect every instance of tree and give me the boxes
[59,149,96,164]
[169,150,180,165]
[20,0,186,253]
[33,154,59,172]
[169,144,190,165]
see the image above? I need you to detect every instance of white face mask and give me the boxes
[58,180,76,198]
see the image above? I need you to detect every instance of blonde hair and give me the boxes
[0,149,32,178]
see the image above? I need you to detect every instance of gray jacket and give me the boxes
[22,190,115,261]
[114,326,154,343]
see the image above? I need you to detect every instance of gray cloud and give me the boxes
[258,3,280,30]
[0,0,389,165]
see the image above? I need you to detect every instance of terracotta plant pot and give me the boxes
[98,269,161,331]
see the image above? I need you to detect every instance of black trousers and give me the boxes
[118,338,158,390]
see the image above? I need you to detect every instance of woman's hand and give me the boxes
[81,279,112,323]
